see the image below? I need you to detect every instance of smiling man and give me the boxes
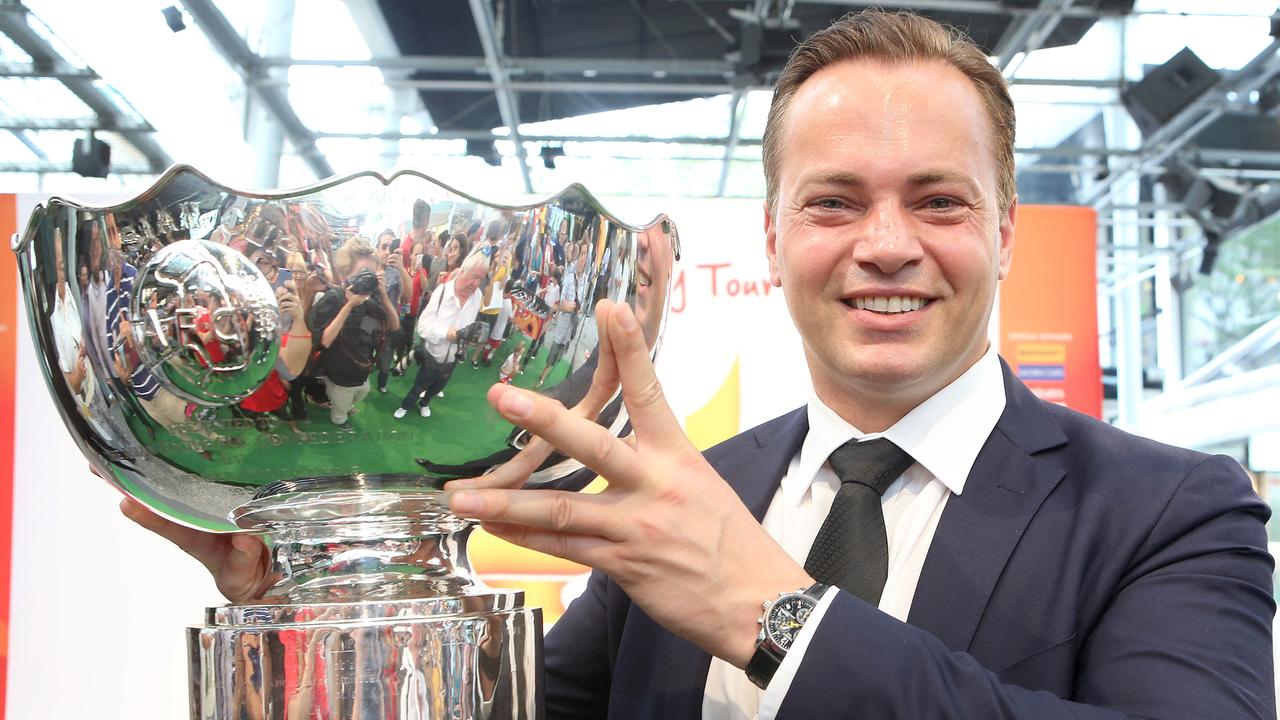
[445,9,1275,720]
[123,9,1274,720]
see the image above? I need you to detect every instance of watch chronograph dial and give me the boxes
[766,595,816,650]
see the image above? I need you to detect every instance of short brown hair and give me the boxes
[762,10,1016,213]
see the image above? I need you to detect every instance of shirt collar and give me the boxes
[784,346,1006,506]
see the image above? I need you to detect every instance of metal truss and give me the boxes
[0,2,171,172]
[467,0,533,193]
[180,0,333,180]
[1086,37,1280,209]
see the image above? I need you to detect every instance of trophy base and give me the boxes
[189,590,543,720]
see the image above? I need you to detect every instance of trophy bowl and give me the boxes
[12,165,679,719]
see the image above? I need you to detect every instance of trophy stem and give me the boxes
[261,516,484,604]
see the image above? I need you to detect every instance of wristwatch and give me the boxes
[745,582,829,689]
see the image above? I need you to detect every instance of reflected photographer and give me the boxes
[308,237,400,429]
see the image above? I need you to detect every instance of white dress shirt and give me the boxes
[416,280,481,364]
[703,347,1007,720]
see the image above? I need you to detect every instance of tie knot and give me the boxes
[827,437,914,496]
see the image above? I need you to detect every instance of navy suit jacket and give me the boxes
[544,362,1276,718]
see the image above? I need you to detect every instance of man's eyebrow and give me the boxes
[906,171,981,195]
[798,171,867,189]
[797,171,981,194]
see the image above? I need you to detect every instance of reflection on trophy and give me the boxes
[12,166,679,719]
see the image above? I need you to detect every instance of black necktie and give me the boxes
[804,437,915,605]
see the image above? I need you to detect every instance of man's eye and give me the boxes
[925,197,961,210]
[813,198,846,210]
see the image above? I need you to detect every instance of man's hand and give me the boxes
[278,283,303,323]
[344,287,368,307]
[119,496,276,603]
[446,300,812,667]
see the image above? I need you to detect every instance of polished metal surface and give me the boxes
[190,596,542,720]
[13,164,679,719]
[13,164,679,532]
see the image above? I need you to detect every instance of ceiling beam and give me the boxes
[0,117,153,132]
[180,0,333,180]
[0,61,96,80]
[262,55,737,77]
[0,3,171,173]
[254,77,752,95]
[0,161,153,174]
[790,0,1101,18]
[467,0,533,193]
[996,0,1077,77]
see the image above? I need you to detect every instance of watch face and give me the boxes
[766,595,815,650]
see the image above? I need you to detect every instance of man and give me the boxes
[393,252,487,419]
[122,10,1273,720]
[308,237,400,429]
[443,10,1274,719]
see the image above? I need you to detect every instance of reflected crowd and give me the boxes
[36,176,664,484]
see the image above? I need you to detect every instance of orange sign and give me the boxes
[0,194,16,719]
[1000,205,1102,418]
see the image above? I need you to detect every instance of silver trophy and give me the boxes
[12,165,678,719]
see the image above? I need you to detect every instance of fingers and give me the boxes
[480,521,613,569]
[445,427,556,490]
[606,302,688,451]
[451,488,622,540]
[485,384,643,487]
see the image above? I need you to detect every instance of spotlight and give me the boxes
[465,140,502,167]
[1120,47,1220,136]
[540,144,565,170]
[162,5,186,33]
[72,133,111,178]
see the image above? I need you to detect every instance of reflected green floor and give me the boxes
[139,337,572,487]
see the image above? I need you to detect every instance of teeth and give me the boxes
[853,296,925,313]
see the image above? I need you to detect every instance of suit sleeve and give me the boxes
[544,570,615,719]
[777,454,1275,719]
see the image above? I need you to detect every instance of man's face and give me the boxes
[251,250,278,282]
[634,224,673,345]
[455,265,486,300]
[764,59,1015,417]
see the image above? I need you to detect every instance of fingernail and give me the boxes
[450,491,481,515]
[500,392,534,419]
[617,304,637,331]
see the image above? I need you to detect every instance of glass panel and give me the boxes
[1181,214,1280,376]
[0,77,94,121]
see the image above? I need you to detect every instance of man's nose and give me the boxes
[851,202,924,275]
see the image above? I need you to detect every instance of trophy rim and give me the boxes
[11,162,682,260]
[208,588,528,625]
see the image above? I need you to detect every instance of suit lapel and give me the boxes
[656,407,809,718]
[907,361,1068,652]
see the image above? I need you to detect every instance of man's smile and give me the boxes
[841,293,934,315]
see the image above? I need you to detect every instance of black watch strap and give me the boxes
[745,641,784,689]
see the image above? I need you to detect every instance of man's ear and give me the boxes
[764,200,782,287]
[997,195,1017,281]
